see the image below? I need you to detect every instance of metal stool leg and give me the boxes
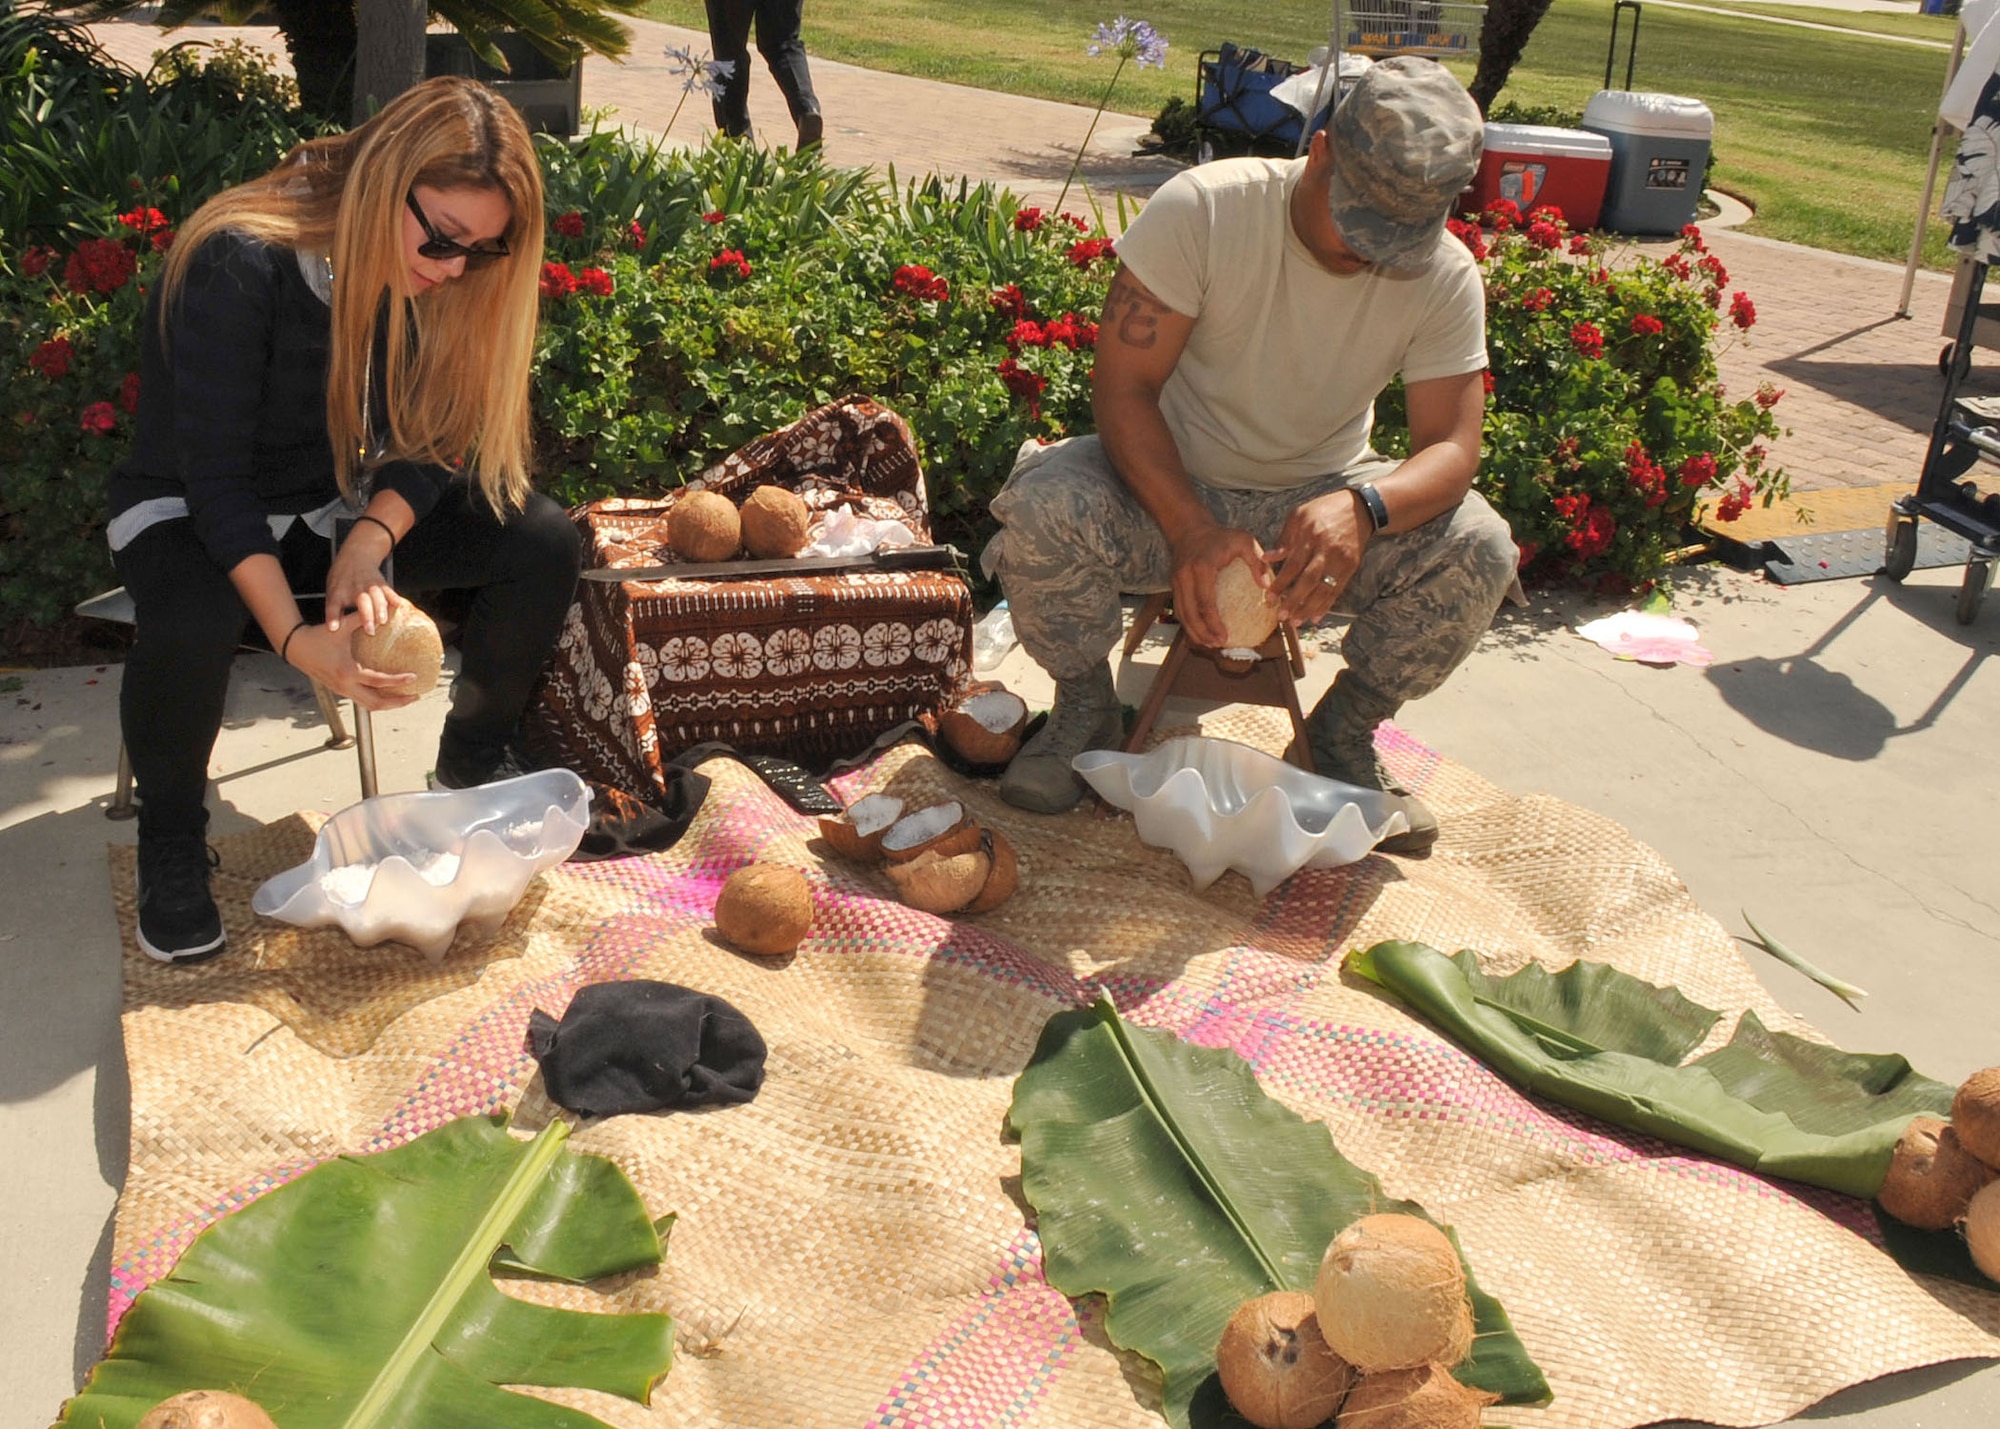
[354,703,379,799]
[107,740,137,820]
[309,679,355,750]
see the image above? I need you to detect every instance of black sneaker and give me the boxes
[428,741,538,792]
[135,833,226,965]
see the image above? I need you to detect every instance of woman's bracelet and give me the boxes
[355,512,399,548]
[279,618,312,666]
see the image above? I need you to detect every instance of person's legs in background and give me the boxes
[752,0,822,149]
[704,0,757,139]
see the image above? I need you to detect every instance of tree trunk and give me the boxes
[1468,0,1559,116]
[267,0,358,124]
[353,0,430,125]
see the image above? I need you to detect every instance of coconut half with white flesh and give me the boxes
[885,846,991,914]
[1879,1115,1996,1230]
[880,801,980,864]
[1314,1214,1473,1374]
[819,793,905,863]
[940,687,1031,766]
[1216,1290,1356,1429]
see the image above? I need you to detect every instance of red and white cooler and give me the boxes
[1462,123,1614,231]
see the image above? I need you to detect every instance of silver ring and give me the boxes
[1321,574,1340,589]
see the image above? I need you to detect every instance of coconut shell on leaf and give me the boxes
[668,490,742,562]
[939,687,1030,767]
[1879,1115,1996,1231]
[880,801,980,865]
[135,1391,279,1429]
[1314,1214,1473,1374]
[1335,1362,1496,1429]
[818,793,904,863]
[1952,1066,2000,1168]
[351,601,444,696]
[714,863,813,955]
[1216,1290,1356,1429]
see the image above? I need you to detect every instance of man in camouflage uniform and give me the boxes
[979,57,1515,853]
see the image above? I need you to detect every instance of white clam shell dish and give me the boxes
[1072,737,1409,897]
[251,770,591,961]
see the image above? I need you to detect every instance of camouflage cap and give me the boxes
[1327,56,1483,271]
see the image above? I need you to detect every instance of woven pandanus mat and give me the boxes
[103,709,2000,1429]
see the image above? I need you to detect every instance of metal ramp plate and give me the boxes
[1761,523,1972,585]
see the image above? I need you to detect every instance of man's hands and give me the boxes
[1167,520,1270,650]
[1266,486,1373,626]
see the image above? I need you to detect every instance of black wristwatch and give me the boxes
[1354,483,1390,533]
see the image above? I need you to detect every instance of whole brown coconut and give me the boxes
[1314,1215,1473,1374]
[1879,1115,1997,1230]
[740,484,812,558]
[1213,556,1278,652]
[1951,1066,2000,1168]
[1216,1290,1356,1429]
[939,687,1031,766]
[818,793,904,863]
[713,863,813,955]
[1335,1363,1497,1429]
[135,1391,279,1429]
[1965,1180,2000,1283]
[962,827,1019,914]
[351,601,444,696]
[669,490,742,562]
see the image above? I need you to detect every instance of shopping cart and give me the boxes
[1344,1,1485,58]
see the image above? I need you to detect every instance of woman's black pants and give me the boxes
[112,486,581,836]
[705,0,820,136]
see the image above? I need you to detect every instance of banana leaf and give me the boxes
[57,1115,673,1429]
[1006,997,1550,1429]
[1348,942,1955,1200]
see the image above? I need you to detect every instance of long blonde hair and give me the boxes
[161,76,545,512]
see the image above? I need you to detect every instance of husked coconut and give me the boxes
[1314,1214,1473,1374]
[818,793,905,863]
[1965,1180,2000,1282]
[1213,557,1278,651]
[669,490,742,562]
[885,846,990,914]
[741,484,812,558]
[1215,1290,1355,1429]
[135,1391,279,1429]
[940,687,1031,766]
[1952,1066,2000,1168]
[714,863,813,955]
[880,801,980,864]
[351,601,444,695]
[1335,1363,1496,1429]
[963,827,1019,914]
[1879,1115,1996,1230]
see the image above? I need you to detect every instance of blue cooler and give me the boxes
[1581,91,1714,235]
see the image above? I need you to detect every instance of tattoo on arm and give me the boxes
[1104,271,1169,349]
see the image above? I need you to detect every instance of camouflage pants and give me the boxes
[979,434,1517,710]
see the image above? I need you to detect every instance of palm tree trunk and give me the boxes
[267,0,358,123]
[353,0,428,123]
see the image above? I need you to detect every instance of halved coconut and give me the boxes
[713,863,813,955]
[1952,1066,2000,1168]
[136,1391,280,1429]
[940,687,1031,766]
[818,792,905,863]
[1214,643,1264,675]
[669,490,742,562]
[880,801,980,864]
[1334,1363,1496,1429]
[1965,1180,2000,1282]
[1214,557,1278,650]
[885,846,991,914]
[1216,1289,1355,1429]
[1879,1115,1996,1230]
[1314,1214,1473,1374]
[351,601,444,695]
[963,827,1019,914]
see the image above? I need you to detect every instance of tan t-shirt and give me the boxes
[1113,156,1488,490]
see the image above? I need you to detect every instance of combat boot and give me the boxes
[1306,676,1439,855]
[999,665,1123,814]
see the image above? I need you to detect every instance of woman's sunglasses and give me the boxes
[405,190,510,265]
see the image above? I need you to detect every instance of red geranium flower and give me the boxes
[1630,313,1664,337]
[1522,288,1553,313]
[1715,477,1754,522]
[1062,213,1090,232]
[1569,321,1605,359]
[1662,253,1692,281]
[1568,233,1593,256]
[1678,452,1718,488]
[151,230,175,253]
[79,400,117,435]
[117,207,169,236]
[1679,223,1706,252]
[1755,382,1784,410]
[630,219,648,247]
[1006,319,1046,352]
[539,261,578,299]
[1728,291,1757,329]
[997,356,1047,415]
[703,210,728,225]
[64,238,136,295]
[1527,204,1566,226]
[575,266,614,297]
[1482,369,1495,395]
[28,336,72,380]
[20,246,54,277]
[1446,217,1488,261]
[1526,220,1562,251]
[1067,237,1113,268]
[709,249,752,279]
[1698,253,1729,287]
[989,284,1027,320]
[892,264,949,302]
[1013,207,1044,233]
[119,371,141,413]
[552,211,585,239]
[1483,198,1520,232]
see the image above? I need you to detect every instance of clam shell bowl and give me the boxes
[251,769,591,961]
[1072,736,1409,897]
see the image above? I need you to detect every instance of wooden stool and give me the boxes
[1120,592,1316,772]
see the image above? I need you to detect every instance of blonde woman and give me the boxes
[106,76,581,964]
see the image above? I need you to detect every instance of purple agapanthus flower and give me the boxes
[1087,16,1169,70]
[664,43,736,99]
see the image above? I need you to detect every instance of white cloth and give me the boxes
[1111,156,1487,491]
[799,504,921,558]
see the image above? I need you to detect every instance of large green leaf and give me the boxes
[1006,998,1549,1429]
[1350,942,1955,1199]
[58,1115,673,1429]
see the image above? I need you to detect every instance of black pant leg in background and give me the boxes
[705,0,757,137]
[753,0,819,125]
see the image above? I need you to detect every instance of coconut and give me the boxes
[939,687,1031,766]
[1965,1180,2000,1282]
[713,863,813,955]
[880,801,980,864]
[669,490,742,562]
[1215,1290,1356,1429]
[1878,1115,1997,1230]
[818,793,905,863]
[740,485,812,558]
[885,846,991,914]
[135,1391,279,1429]
[350,601,443,695]
[1951,1066,2000,1168]
[963,827,1019,914]
[1213,557,1278,651]
[1314,1215,1473,1374]
[1335,1363,1497,1429]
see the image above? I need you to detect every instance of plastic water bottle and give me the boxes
[972,601,1018,672]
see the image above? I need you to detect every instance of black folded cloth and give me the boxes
[527,980,767,1118]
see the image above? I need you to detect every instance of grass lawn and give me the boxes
[641,0,1960,268]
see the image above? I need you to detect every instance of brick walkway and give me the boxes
[87,14,1991,499]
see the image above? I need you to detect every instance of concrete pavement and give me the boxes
[5,14,1998,1428]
